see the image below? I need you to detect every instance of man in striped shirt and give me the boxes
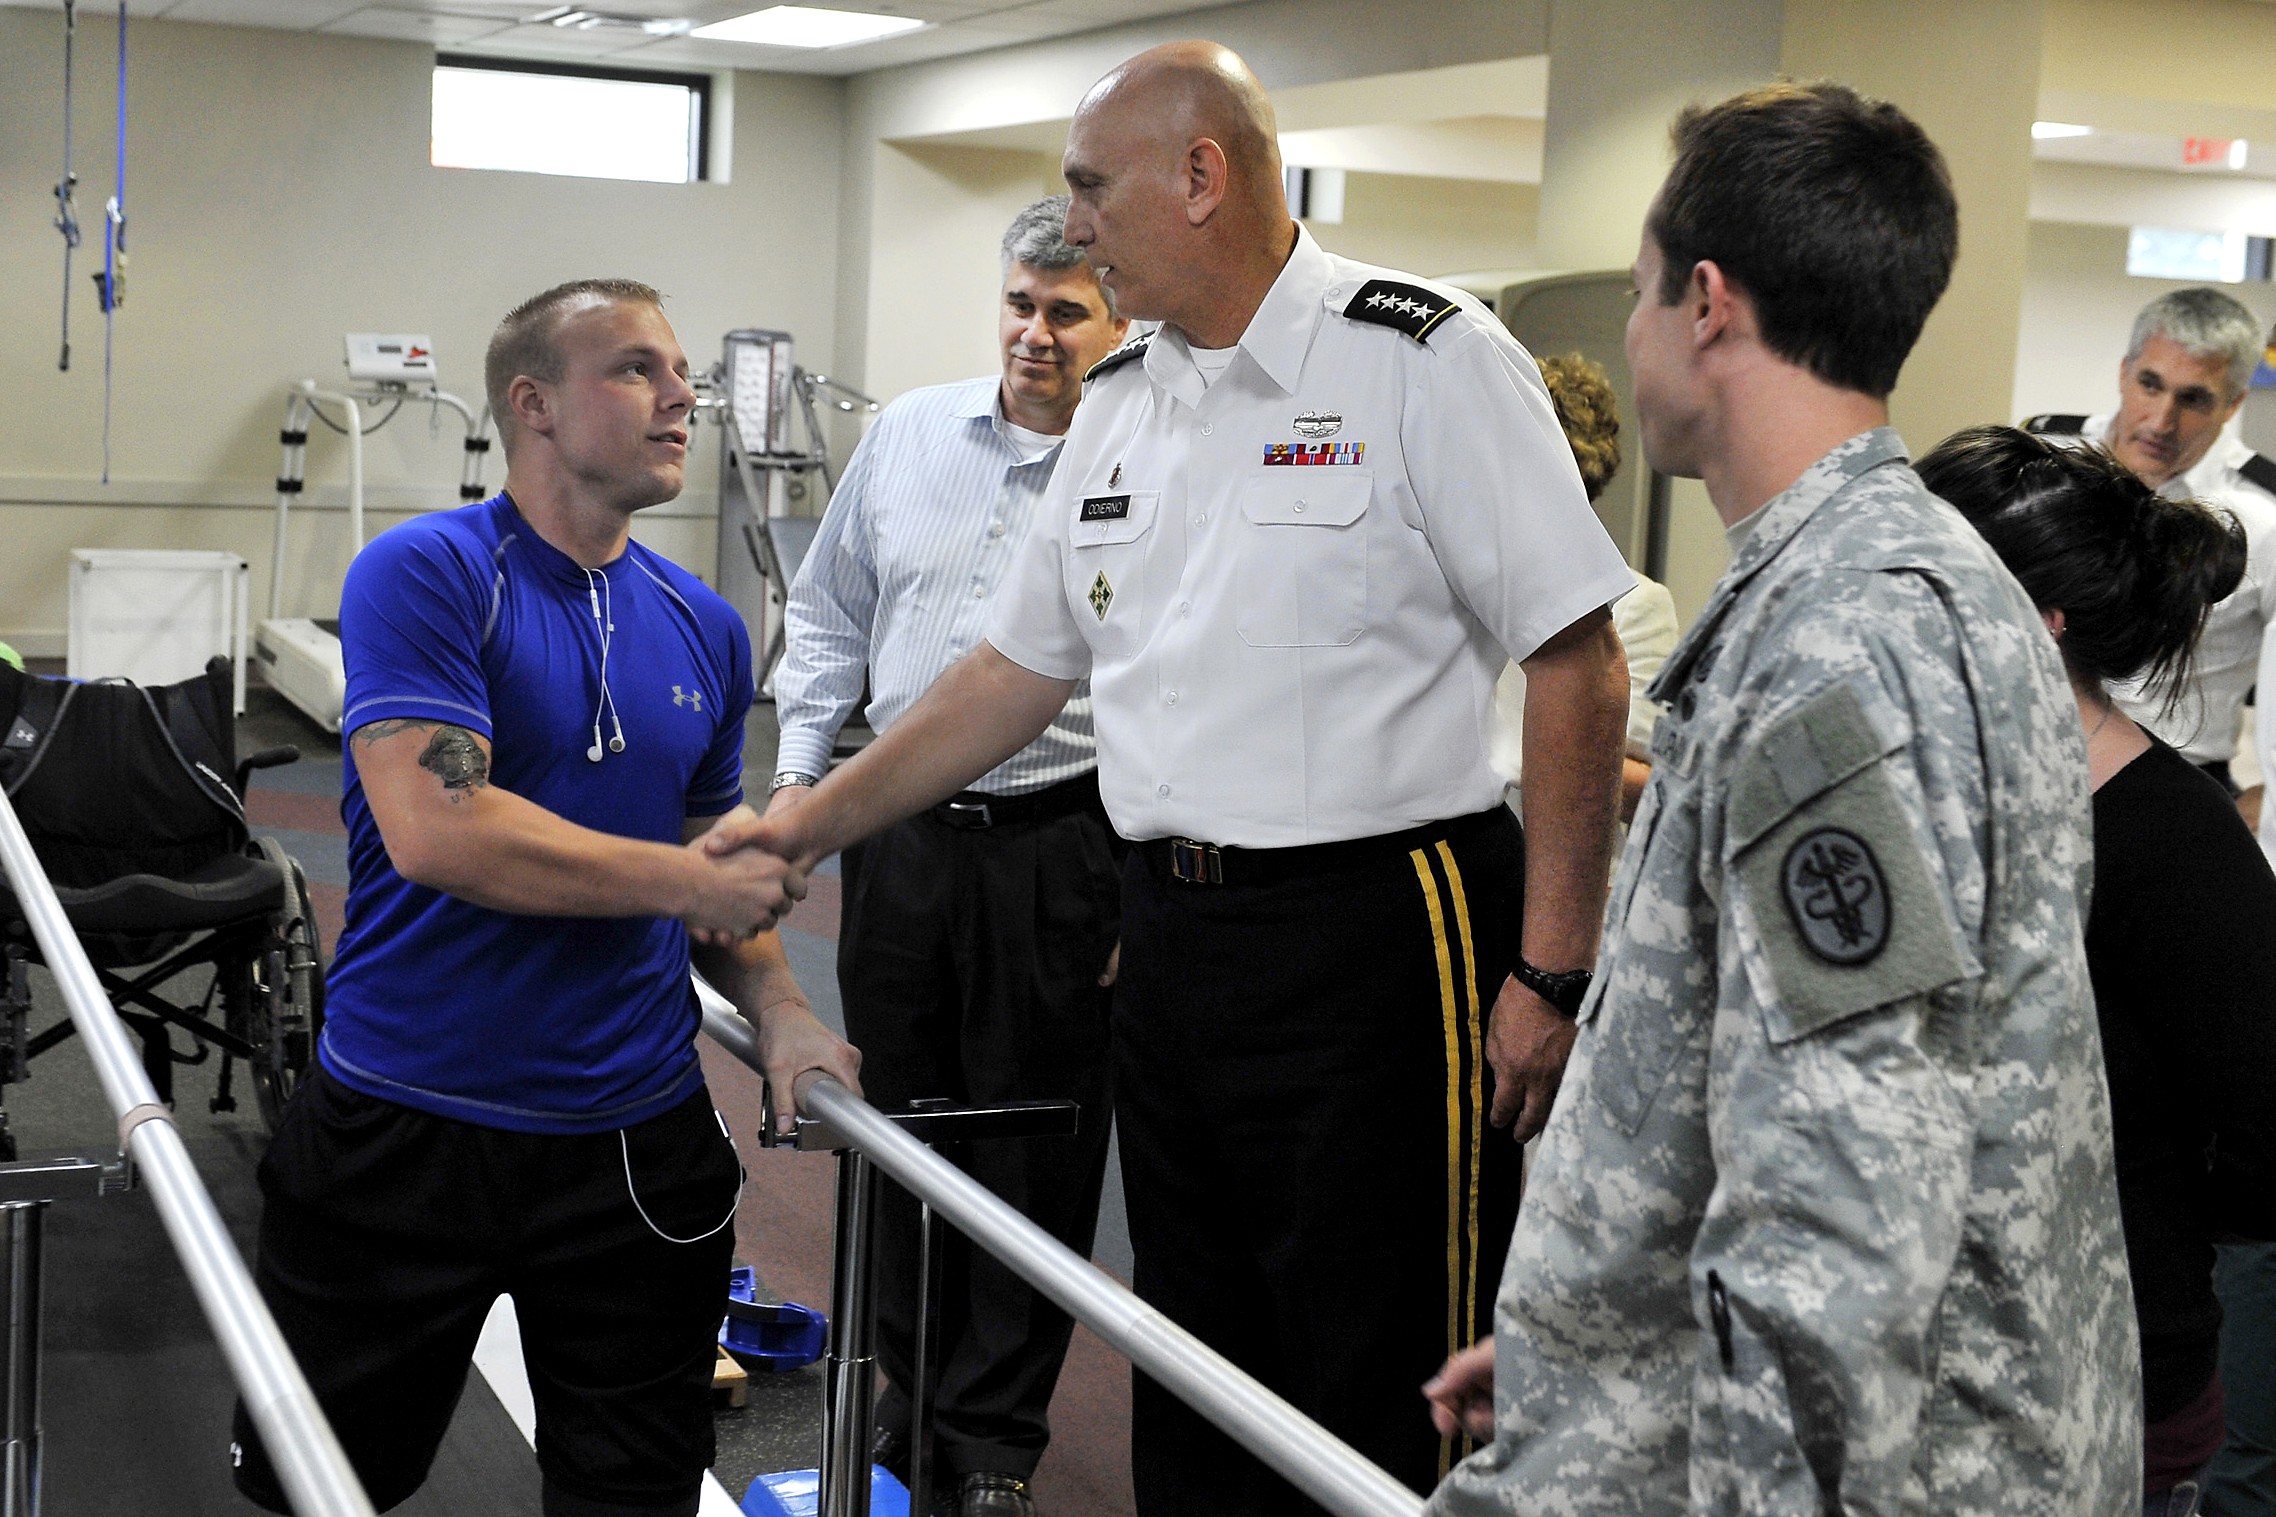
[767,196,1129,1517]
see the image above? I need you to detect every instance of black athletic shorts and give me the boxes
[231,1066,742,1515]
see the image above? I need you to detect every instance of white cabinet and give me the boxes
[67,549,250,714]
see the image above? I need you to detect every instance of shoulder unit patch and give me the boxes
[1340,279,1462,344]
[2021,412,2089,437]
[1085,334,1152,383]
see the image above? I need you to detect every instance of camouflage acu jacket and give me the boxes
[1431,429,2139,1516]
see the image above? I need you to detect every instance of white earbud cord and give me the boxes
[583,566,626,761]
[620,1108,743,1244]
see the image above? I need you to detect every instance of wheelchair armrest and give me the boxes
[236,745,302,796]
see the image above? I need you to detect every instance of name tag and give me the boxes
[1080,495,1131,522]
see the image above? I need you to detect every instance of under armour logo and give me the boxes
[672,685,702,711]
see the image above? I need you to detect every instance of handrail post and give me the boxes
[908,1200,942,1517]
[820,1150,878,1517]
[0,1202,41,1517]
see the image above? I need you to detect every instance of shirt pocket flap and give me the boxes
[1239,473,1371,528]
[1726,680,1912,853]
[1073,490,1160,548]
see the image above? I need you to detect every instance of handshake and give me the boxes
[678,787,817,942]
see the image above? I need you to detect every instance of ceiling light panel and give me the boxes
[161,0,365,24]
[692,5,926,48]
[321,8,517,43]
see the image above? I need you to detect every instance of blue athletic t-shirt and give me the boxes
[320,493,753,1134]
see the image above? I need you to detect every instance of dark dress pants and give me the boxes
[837,794,1120,1482]
[1114,808,1527,1516]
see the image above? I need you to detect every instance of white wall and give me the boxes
[1311,175,1539,279]
[2011,219,2276,452]
[0,13,844,651]
[861,144,1064,402]
[860,148,1544,404]
[836,0,1553,401]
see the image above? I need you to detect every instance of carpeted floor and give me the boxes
[8,669,1134,1516]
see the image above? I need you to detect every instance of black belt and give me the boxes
[928,771,1102,831]
[1136,806,1508,887]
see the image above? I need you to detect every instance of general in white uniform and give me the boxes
[982,224,1634,1508]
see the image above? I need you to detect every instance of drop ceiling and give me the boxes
[0,0,1238,76]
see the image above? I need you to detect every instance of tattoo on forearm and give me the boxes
[417,726,489,797]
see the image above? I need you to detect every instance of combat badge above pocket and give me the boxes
[1727,681,1979,1042]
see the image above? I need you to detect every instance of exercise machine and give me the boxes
[693,329,877,696]
[256,335,492,733]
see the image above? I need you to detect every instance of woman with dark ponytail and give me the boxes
[1921,424,2276,1517]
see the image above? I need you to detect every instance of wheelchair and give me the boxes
[0,655,323,1157]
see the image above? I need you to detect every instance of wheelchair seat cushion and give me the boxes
[1,847,287,939]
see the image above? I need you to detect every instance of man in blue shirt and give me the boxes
[768,197,1128,1517]
[231,278,860,1517]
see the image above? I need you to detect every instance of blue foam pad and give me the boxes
[741,1466,910,1517]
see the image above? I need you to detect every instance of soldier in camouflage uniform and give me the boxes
[1427,83,2140,1515]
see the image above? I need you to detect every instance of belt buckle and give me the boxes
[943,799,993,829]
[1168,837,1223,885]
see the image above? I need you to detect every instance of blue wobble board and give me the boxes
[741,1466,911,1517]
[720,1266,829,1372]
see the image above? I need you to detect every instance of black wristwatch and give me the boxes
[1512,956,1592,1019]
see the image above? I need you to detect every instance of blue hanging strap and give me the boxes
[93,1,126,483]
[52,0,80,374]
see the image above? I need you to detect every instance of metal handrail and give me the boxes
[0,787,374,1517]
[694,983,1427,1517]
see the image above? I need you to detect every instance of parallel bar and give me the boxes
[0,788,374,1517]
[696,988,1425,1517]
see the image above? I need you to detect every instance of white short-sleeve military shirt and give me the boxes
[987,227,1634,847]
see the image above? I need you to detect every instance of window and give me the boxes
[2126,226,2274,284]
[431,56,709,184]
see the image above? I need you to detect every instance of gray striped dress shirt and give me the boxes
[773,376,1097,796]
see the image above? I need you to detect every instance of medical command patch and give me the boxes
[1262,442,1365,466]
[1780,827,1890,965]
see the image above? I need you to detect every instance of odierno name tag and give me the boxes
[1080,495,1132,522]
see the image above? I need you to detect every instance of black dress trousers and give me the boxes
[1113,807,1527,1516]
[835,784,1121,1482]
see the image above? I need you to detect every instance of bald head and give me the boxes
[1061,41,1296,340]
[1078,41,1284,193]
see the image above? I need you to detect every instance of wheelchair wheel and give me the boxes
[246,841,325,1134]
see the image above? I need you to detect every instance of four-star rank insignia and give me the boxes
[1088,570,1115,621]
[1341,279,1461,344]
